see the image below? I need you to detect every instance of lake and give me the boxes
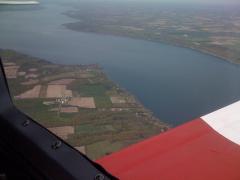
[1,0,240,126]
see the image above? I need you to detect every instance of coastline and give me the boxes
[0,49,169,158]
[0,48,170,128]
[63,24,240,66]
[105,77,169,128]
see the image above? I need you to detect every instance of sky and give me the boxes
[109,0,240,5]
[1,0,239,5]
[166,0,238,3]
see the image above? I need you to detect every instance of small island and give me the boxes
[1,49,169,160]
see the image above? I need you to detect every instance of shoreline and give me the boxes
[63,24,240,66]
[0,48,169,128]
[0,48,170,158]
[0,48,156,121]
[105,76,169,128]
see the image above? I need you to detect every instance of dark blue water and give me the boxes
[1,1,240,126]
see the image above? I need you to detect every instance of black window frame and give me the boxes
[0,57,116,180]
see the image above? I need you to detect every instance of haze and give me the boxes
[88,0,240,5]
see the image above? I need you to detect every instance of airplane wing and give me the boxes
[97,101,240,180]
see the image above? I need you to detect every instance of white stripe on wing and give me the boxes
[202,101,240,145]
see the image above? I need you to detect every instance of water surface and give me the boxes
[1,1,240,126]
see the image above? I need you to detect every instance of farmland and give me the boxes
[1,49,169,160]
[64,2,240,64]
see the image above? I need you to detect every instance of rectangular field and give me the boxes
[111,96,126,104]
[48,126,74,140]
[69,97,96,109]
[46,85,72,98]
[48,78,75,85]
[15,85,41,99]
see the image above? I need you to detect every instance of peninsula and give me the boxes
[0,49,169,160]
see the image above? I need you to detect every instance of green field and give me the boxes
[64,3,240,64]
[75,124,115,135]
[1,49,169,160]
[86,140,125,160]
